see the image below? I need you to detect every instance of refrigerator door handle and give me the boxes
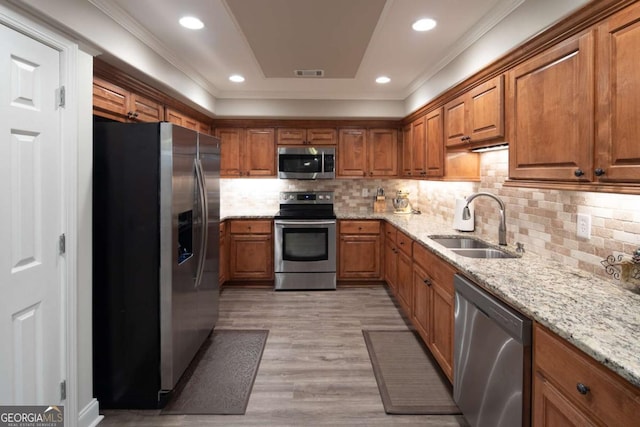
[194,158,209,289]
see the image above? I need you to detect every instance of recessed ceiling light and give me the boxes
[179,16,204,30]
[412,18,437,32]
[376,76,391,84]
[229,74,245,83]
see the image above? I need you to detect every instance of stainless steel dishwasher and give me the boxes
[453,274,532,427]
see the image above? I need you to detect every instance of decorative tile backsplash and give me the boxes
[221,148,640,283]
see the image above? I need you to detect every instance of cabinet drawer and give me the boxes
[340,220,380,235]
[229,220,272,234]
[534,324,640,426]
[384,222,397,243]
[396,230,413,256]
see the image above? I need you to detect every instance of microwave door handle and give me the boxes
[194,158,208,289]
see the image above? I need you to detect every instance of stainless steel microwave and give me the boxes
[278,146,335,179]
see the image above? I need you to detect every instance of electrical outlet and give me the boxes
[577,213,591,239]
[362,188,369,197]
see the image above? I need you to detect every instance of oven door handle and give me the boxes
[275,220,336,226]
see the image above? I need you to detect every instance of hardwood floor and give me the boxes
[98,286,466,426]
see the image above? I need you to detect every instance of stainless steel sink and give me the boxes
[428,236,492,249]
[450,248,518,259]
[429,235,518,259]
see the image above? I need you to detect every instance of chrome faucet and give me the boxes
[462,192,507,246]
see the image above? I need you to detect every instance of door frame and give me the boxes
[0,4,80,426]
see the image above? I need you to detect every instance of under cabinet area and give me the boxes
[338,220,382,280]
[533,324,640,426]
[227,220,273,282]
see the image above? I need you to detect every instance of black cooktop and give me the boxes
[275,205,336,220]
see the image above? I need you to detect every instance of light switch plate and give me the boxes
[577,213,591,239]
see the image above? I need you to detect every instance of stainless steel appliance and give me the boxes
[277,146,335,179]
[453,274,531,427]
[92,122,220,408]
[274,191,336,290]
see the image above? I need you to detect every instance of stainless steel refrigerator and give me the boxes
[92,122,220,408]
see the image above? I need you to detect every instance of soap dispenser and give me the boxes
[453,197,475,231]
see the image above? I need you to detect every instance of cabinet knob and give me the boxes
[594,168,605,176]
[369,171,373,176]
[574,169,584,177]
[576,383,590,395]
[423,278,432,286]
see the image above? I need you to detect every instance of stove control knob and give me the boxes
[318,195,325,200]
[326,194,331,200]
[289,195,295,200]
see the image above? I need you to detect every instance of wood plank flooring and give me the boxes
[98,286,467,426]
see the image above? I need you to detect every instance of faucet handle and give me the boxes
[515,242,525,253]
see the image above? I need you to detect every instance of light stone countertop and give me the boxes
[224,208,640,387]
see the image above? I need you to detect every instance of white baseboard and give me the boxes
[78,398,103,427]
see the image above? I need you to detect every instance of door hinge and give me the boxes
[59,233,66,255]
[60,380,66,400]
[56,86,65,108]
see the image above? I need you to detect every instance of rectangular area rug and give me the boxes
[363,330,461,415]
[161,329,268,415]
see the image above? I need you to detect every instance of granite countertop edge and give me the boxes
[223,209,640,387]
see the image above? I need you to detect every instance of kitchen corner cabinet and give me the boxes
[507,31,595,182]
[276,128,336,145]
[93,77,164,123]
[533,324,640,426]
[444,74,504,149]
[228,220,273,281]
[412,243,455,382]
[338,220,382,280]
[337,128,398,177]
[215,128,276,177]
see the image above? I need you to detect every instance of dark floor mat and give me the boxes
[161,329,268,415]
[363,330,461,415]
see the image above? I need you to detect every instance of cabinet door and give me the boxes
[216,128,244,177]
[411,117,426,177]
[396,250,413,315]
[338,129,367,177]
[401,124,413,177]
[276,128,306,145]
[384,239,397,292]
[229,234,273,280]
[338,235,381,279]
[244,128,276,176]
[307,128,336,145]
[444,97,466,147]
[533,373,595,427]
[412,262,431,344]
[467,75,504,142]
[430,277,454,381]
[368,128,398,177]
[130,93,163,122]
[425,108,444,177]
[507,31,595,181]
[93,77,129,121]
[219,222,227,284]
[595,3,640,183]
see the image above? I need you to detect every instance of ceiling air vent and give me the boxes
[294,69,324,77]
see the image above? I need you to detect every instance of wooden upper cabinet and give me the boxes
[425,107,444,177]
[93,77,163,123]
[445,74,504,148]
[337,129,367,176]
[507,31,595,182]
[215,128,244,177]
[276,128,336,145]
[595,2,640,183]
[401,124,413,177]
[410,117,426,177]
[368,128,398,177]
[166,107,200,131]
[244,128,276,177]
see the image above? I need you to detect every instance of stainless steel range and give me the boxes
[274,191,336,290]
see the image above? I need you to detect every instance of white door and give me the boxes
[0,23,64,405]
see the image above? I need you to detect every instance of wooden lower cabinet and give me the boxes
[227,220,273,281]
[338,220,382,280]
[533,324,640,426]
[219,221,227,285]
[412,242,455,382]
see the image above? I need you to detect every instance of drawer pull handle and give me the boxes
[423,278,432,286]
[576,383,590,395]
